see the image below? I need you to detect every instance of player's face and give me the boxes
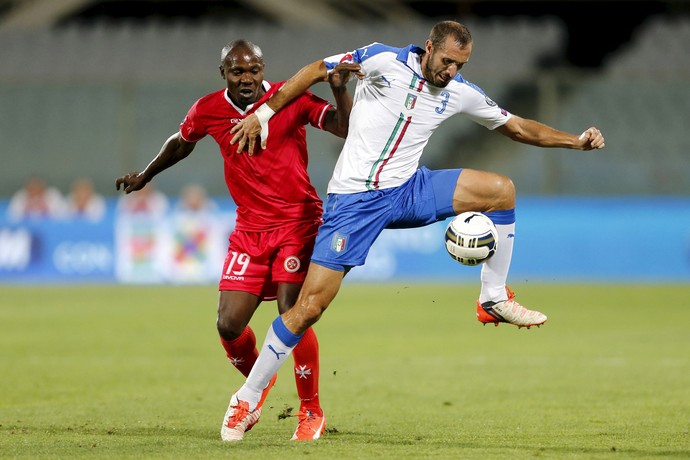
[422,37,472,88]
[220,48,265,109]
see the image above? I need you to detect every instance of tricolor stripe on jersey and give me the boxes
[322,43,511,194]
[367,113,412,190]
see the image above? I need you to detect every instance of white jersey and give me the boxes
[323,43,511,193]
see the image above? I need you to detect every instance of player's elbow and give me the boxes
[498,116,532,144]
[333,122,349,139]
[324,112,349,138]
[501,127,527,144]
[177,138,196,158]
[300,60,329,85]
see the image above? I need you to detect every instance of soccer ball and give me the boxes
[444,212,498,266]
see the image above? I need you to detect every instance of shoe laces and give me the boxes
[502,296,542,320]
[505,285,516,301]
[502,286,526,312]
[296,409,319,422]
[294,409,322,438]
[225,400,250,428]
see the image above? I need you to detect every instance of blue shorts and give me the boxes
[311,167,461,271]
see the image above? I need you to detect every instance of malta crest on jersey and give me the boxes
[405,93,417,110]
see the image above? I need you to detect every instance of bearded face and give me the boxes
[422,37,472,88]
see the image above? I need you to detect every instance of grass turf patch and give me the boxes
[1,284,688,459]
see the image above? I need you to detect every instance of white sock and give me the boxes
[237,319,299,411]
[479,222,515,304]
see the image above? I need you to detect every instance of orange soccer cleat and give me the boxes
[291,409,326,441]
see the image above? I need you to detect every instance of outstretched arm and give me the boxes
[230,60,364,153]
[496,115,605,151]
[321,62,360,138]
[115,132,196,194]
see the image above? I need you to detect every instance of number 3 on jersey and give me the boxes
[435,91,450,114]
[225,251,250,276]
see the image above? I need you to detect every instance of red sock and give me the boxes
[219,326,258,378]
[291,326,321,414]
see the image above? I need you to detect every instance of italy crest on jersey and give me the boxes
[332,233,348,253]
[405,93,417,110]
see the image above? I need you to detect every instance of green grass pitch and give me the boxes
[1,283,688,459]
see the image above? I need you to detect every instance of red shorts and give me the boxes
[218,219,320,300]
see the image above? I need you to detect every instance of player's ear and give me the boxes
[219,65,225,78]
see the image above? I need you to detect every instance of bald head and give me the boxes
[221,39,263,64]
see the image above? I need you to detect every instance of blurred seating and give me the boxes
[7,176,66,221]
[116,182,169,218]
[174,184,218,215]
[66,177,106,222]
[3,16,688,197]
[604,15,690,79]
[0,17,566,82]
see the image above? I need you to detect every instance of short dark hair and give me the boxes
[429,21,472,49]
[220,39,263,64]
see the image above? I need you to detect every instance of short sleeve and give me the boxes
[323,42,382,69]
[179,101,206,142]
[459,82,512,130]
[295,90,332,130]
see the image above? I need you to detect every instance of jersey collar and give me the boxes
[396,44,466,86]
[224,80,272,115]
[397,44,426,82]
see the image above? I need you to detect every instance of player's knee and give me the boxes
[493,175,515,209]
[297,295,328,329]
[216,315,246,341]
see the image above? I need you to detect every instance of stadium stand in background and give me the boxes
[1,1,689,285]
[517,13,690,195]
[0,0,688,197]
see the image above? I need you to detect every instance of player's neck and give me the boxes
[420,53,431,81]
[227,88,267,112]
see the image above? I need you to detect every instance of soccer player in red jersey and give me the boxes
[115,39,355,441]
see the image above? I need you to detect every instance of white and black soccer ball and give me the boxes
[444,212,499,266]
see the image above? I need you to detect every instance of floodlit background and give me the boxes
[1,0,689,283]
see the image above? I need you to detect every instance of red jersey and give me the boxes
[179,81,331,231]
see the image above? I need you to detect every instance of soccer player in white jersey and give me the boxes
[224,20,606,438]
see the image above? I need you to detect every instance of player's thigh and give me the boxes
[219,230,273,298]
[276,283,302,315]
[270,219,320,315]
[217,290,261,338]
[453,168,515,213]
[270,219,319,285]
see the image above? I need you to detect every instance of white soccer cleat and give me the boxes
[476,287,547,328]
[220,374,277,441]
[220,393,262,442]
